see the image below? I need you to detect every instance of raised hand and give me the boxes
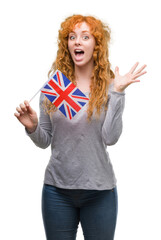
[113,62,147,92]
[14,101,38,133]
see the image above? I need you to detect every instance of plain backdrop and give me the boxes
[0,0,161,239]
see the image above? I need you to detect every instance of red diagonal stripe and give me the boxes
[56,72,61,86]
[48,79,63,95]
[71,95,89,100]
[41,90,57,96]
[48,79,81,111]
[66,105,72,120]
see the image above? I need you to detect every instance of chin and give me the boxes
[74,59,93,68]
[75,62,86,67]
[73,60,85,67]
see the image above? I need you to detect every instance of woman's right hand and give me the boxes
[14,100,38,133]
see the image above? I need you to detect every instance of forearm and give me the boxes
[26,124,38,134]
[26,122,52,149]
[102,90,125,145]
[26,93,52,149]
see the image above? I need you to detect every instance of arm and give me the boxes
[102,62,147,146]
[14,93,52,149]
[102,87,125,146]
[26,93,52,149]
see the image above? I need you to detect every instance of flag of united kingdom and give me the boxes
[41,70,89,120]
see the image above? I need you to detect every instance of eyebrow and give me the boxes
[69,30,90,34]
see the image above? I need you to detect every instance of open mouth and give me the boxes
[74,49,84,56]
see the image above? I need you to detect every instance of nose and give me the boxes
[75,36,81,45]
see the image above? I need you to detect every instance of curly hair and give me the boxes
[43,14,115,121]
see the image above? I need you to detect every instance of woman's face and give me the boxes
[68,22,95,68]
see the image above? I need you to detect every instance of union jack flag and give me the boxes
[41,70,89,120]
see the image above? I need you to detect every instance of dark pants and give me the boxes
[42,184,118,240]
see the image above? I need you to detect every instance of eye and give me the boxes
[69,35,75,40]
[82,35,89,40]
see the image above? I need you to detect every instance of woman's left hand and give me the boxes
[113,62,147,93]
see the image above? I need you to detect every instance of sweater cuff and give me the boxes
[25,123,40,138]
[110,90,125,96]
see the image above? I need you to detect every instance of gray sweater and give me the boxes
[27,85,125,190]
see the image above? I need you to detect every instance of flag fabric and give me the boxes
[41,70,89,120]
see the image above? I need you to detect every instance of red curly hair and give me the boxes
[43,14,115,121]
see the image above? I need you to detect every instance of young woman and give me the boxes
[14,15,147,240]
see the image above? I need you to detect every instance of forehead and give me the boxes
[72,22,91,32]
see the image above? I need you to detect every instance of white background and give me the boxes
[0,0,161,239]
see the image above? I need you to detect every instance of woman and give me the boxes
[14,15,147,240]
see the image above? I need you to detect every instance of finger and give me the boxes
[25,102,34,114]
[24,100,29,107]
[115,66,119,76]
[16,106,24,114]
[127,80,140,87]
[133,71,147,79]
[129,62,139,74]
[14,112,20,118]
[135,64,147,75]
[20,103,27,112]
[131,79,140,83]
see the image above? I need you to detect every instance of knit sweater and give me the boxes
[26,85,125,190]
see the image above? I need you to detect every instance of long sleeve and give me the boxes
[25,87,124,190]
[102,88,125,146]
[26,93,52,149]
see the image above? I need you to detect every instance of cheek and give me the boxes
[87,45,95,57]
[87,40,95,56]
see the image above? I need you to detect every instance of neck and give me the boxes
[74,62,94,84]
